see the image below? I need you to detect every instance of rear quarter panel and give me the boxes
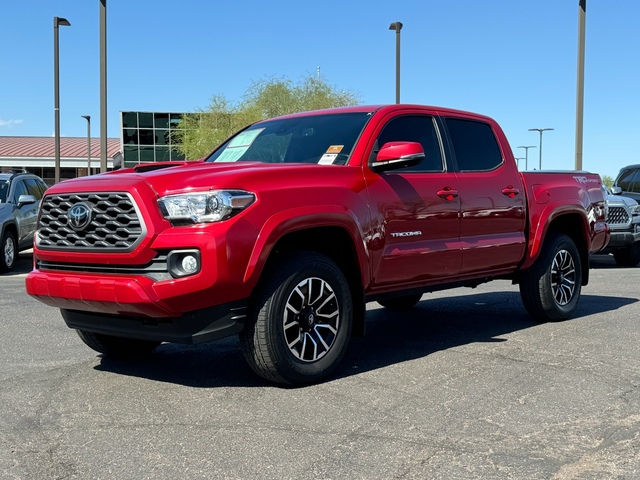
[520,172,609,270]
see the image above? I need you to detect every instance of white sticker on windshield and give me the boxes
[216,128,264,162]
[318,145,344,165]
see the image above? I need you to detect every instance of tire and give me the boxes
[240,252,353,386]
[519,233,582,322]
[0,230,17,273]
[377,294,422,310]
[612,243,640,268]
[76,330,161,358]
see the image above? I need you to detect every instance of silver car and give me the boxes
[602,192,640,267]
[0,171,48,272]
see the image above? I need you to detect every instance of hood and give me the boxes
[44,161,358,198]
[607,193,638,208]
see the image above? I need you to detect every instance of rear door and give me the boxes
[442,117,527,274]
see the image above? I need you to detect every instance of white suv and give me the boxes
[0,171,48,272]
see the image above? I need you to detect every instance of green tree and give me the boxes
[174,76,360,160]
[601,175,614,189]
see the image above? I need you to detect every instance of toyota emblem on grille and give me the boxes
[68,203,92,231]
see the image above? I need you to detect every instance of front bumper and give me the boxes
[26,218,259,317]
[604,230,640,249]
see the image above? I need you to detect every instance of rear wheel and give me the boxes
[377,294,422,310]
[0,230,17,273]
[519,234,582,322]
[240,252,353,386]
[76,330,161,358]
[612,242,640,267]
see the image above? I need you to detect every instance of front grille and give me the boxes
[37,192,146,252]
[36,252,172,282]
[607,206,630,226]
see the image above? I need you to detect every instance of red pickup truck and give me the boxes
[26,105,609,385]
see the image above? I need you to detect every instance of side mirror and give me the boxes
[17,194,37,206]
[370,141,425,172]
[610,186,622,195]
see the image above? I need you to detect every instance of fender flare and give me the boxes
[243,205,370,287]
[521,202,591,271]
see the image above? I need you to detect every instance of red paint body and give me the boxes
[25,105,609,343]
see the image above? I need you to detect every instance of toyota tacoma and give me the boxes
[26,105,609,385]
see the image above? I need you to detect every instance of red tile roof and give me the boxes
[0,136,120,158]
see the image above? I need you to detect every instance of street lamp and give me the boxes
[100,0,108,173]
[389,21,403,104]
[81,115,91,176]
[517,145,536,170]
[514,157,525,170]
[529,128,554,170]
[575,0,587,170]
[54,16,71,184]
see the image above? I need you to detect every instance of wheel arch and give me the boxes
[248,223,367,337]
[1,220,18,240]
[534,212,590,286]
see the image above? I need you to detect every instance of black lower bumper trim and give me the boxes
[603,231,640,249]
[61,300,248,345]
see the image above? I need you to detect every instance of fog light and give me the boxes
[182,255,198,274]
[167,249,201,278]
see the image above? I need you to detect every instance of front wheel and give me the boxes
[240,252,353,386]
[0,230,17,273]
[519,234,582,322]
[76,330,161,358]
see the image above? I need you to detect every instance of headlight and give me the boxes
[630,204,640,216]
[158,190,255,223]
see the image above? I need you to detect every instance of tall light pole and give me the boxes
[529,128,554,170]
[515,157,525,170]
[517,145,536,170]
[575,0,586,171]
[81,115,91,176]
[100,0,108,173]
[54,16,71,184]
[389,22,403,104]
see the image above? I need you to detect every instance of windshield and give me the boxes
[205,112,371,165]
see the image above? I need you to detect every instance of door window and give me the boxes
[376,115,444,172]
[445,118,503,172]
[11,180,28,204]
[25,178,45,199]
[615,169,636,192]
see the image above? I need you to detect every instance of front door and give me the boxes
[366,113,462,287]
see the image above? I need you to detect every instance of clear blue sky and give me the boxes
[1,0,638,179]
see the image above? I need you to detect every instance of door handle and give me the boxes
[437,188,459,200]
[501,187,520,198]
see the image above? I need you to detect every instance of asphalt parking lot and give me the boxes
[1,251,638,479]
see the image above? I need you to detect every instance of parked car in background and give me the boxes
[612,164,640,202]
[0,171,48,272]
[603,191,640,267]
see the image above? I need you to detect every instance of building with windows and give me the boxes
[0,136,122,185]
[121,111,186,168]
[0,111,189,184]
